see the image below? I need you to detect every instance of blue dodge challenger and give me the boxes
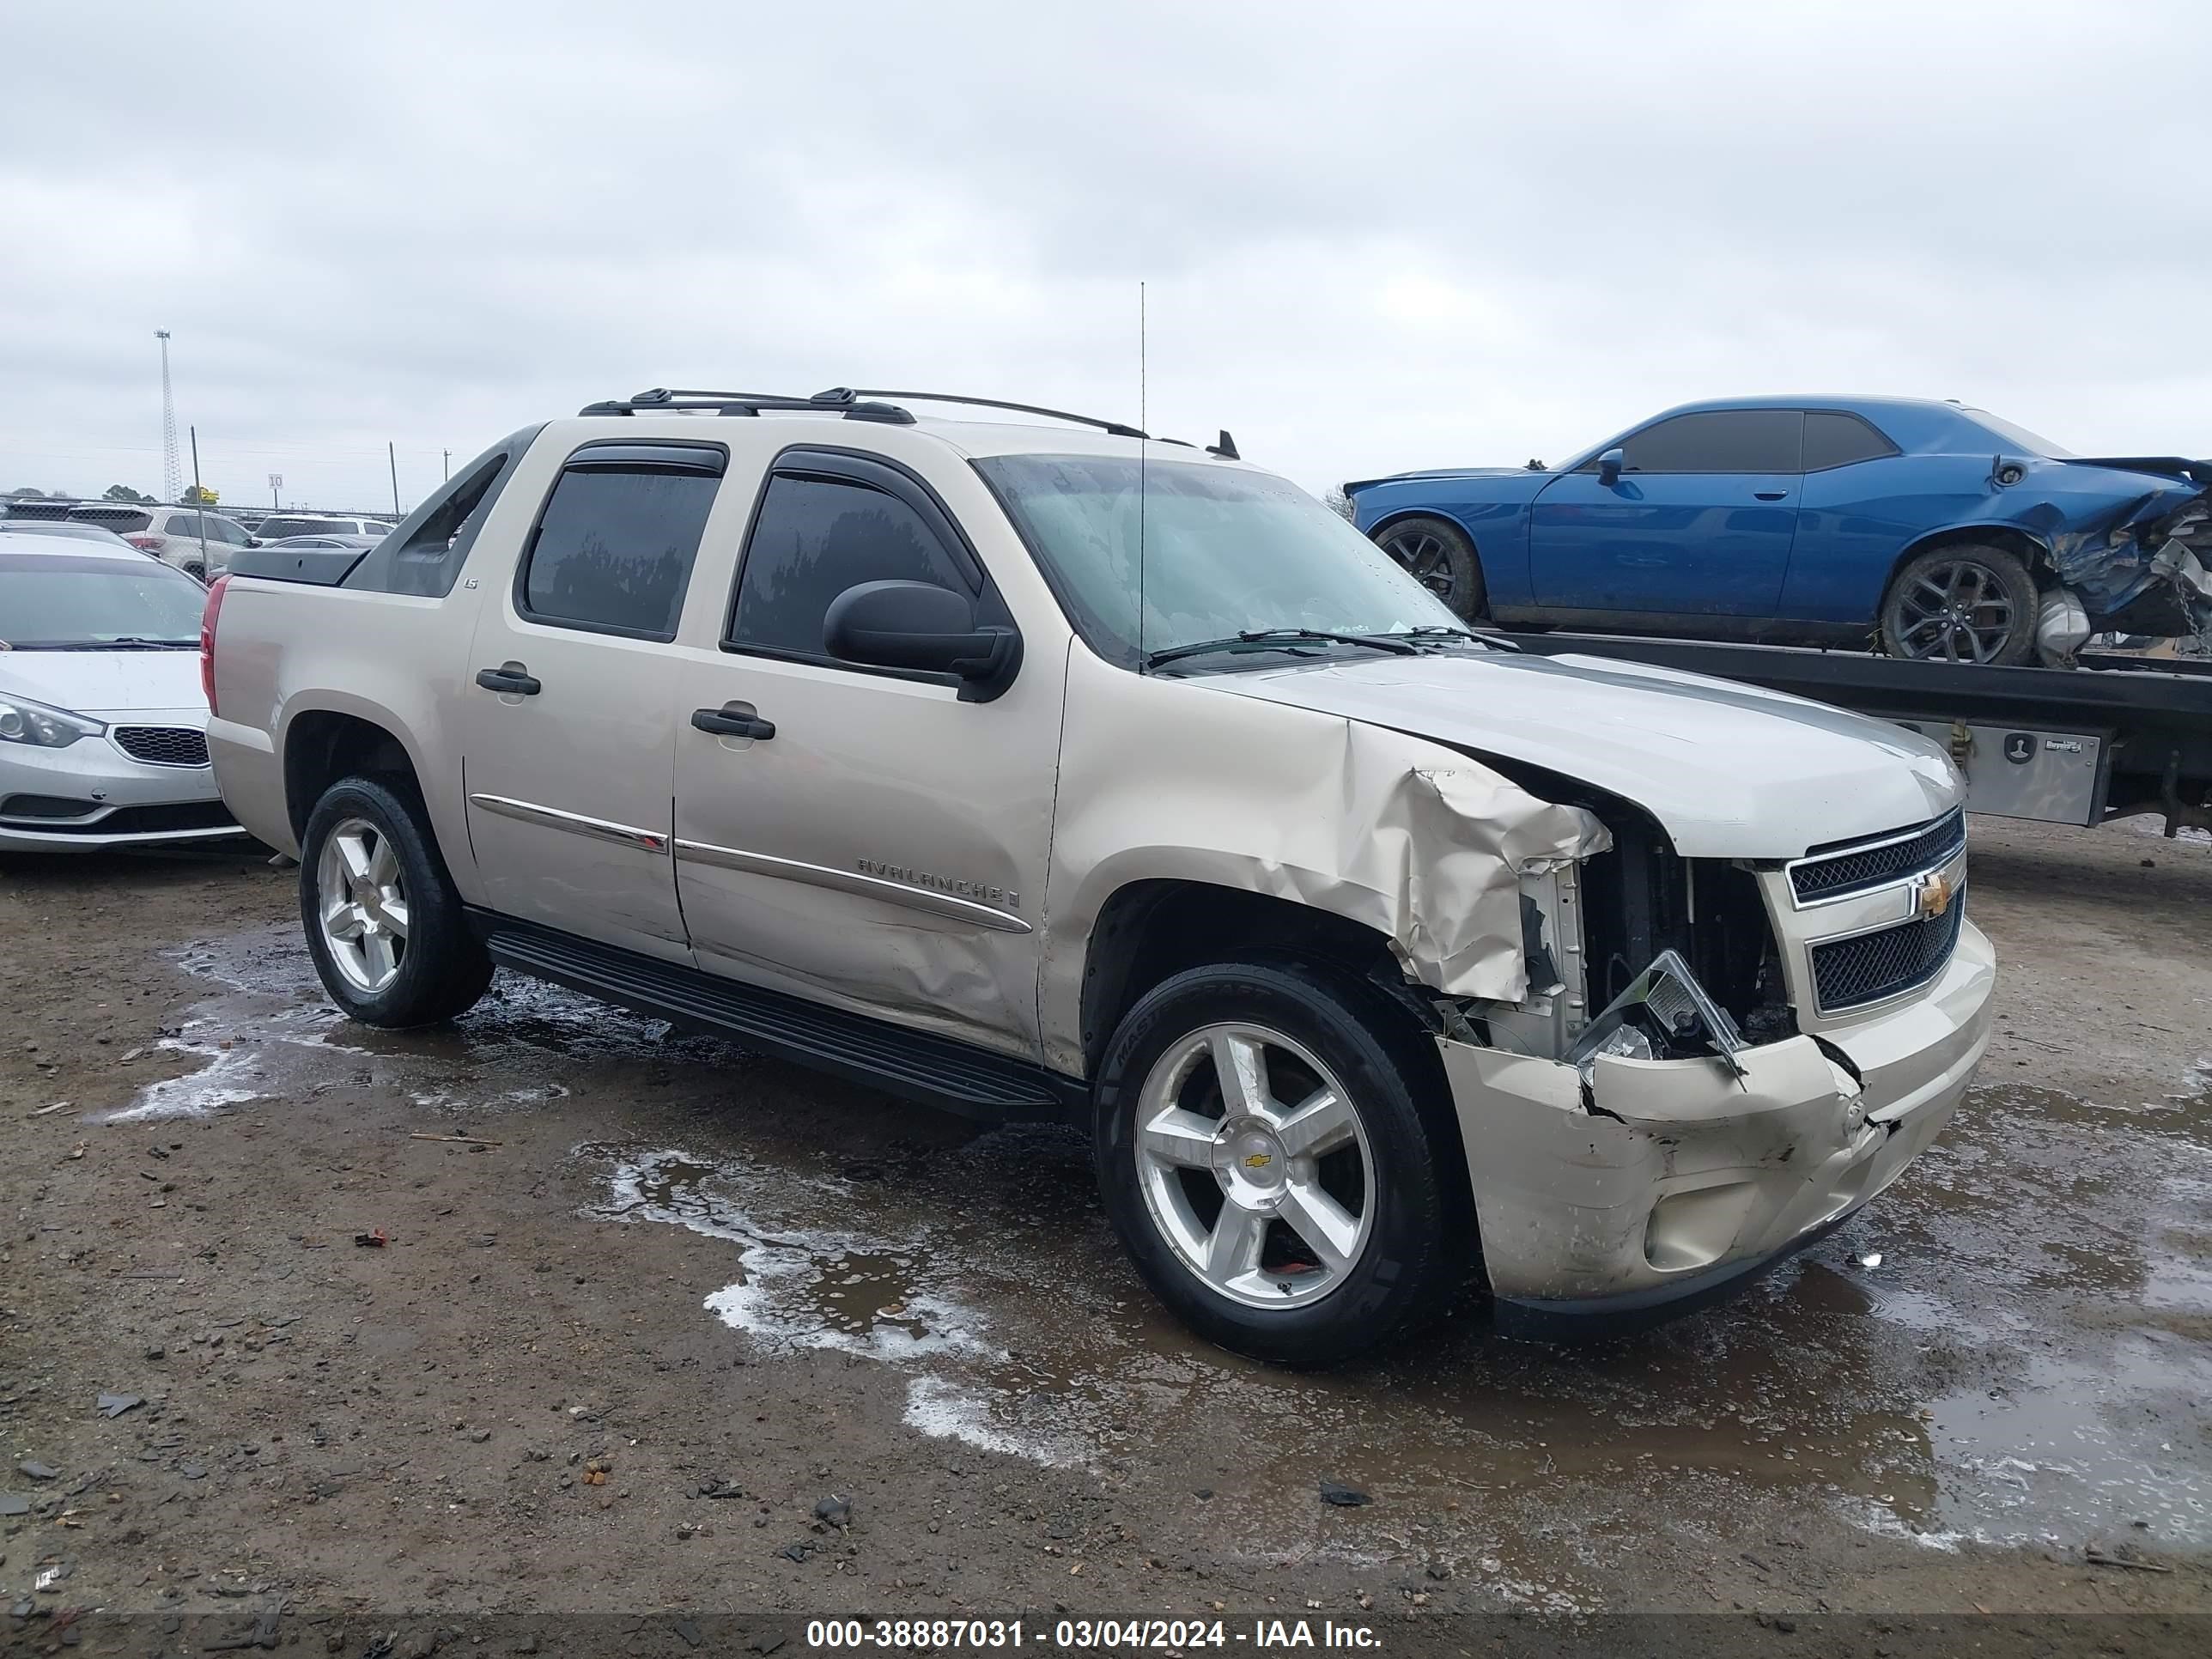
[1345,396,2211,665]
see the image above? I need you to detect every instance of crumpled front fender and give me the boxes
[1041,650,1612,1074]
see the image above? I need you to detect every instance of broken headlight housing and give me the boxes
[1567,948,1748,1082]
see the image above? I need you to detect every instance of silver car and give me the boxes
[252,514,395,543]
[0,533,244,851]
[44,504,258,580]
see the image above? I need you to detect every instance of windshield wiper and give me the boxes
[21,637,198,651]
[1145,628,1419,670]
[1392,625,1520,652]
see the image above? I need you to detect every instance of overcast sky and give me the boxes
[3,0,2207,512]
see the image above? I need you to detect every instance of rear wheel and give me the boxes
[1879,544,2039,665]
[1093,959,1467,1366]
[1372,515,1486,621]
[300,776,492,1027]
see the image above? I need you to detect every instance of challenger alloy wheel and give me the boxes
[1372,515,1486,621]
[1881,544,2039,665]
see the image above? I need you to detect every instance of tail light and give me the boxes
[199,574,230,716]
[126,533,163,551]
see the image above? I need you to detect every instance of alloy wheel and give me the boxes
[1377,525,1460,603]
[1133,1023,1376,1309]
[1893,559,2019,663]
[316,816,410,994]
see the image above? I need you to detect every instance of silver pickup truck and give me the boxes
[204,387,1993,1365]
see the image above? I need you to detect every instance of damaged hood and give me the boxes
[1212,649,1960,858]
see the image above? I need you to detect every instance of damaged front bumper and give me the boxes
[1436,918,1994,1335]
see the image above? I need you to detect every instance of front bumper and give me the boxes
[1437,918,1994,1330]
[0,717,245,852]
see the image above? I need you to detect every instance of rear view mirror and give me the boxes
[1597,447,1626,486]
[823,580,1020,702]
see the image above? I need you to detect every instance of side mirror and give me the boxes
[823,580,1020,702]
[1597,447,1626,487]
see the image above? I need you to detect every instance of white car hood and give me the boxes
[0,649,208,720]
[1212,648,1960,858]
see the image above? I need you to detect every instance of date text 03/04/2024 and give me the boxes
[805,1618,1385,1650]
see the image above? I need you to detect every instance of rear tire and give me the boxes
[1093,958,1468,1367]
[1372,515,1486,622]
[299,775,492,1027]
[1879,544,2039,665]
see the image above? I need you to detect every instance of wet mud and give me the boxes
[2,818,2208,1621]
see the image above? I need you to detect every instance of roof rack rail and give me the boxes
[577,388,918,424]
[829,389,1148,440]
[577,386,1168,445]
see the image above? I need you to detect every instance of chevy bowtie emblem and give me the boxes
[1917,872,1953,920]
[1243,1152,1273,1170]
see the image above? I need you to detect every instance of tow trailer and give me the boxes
[1499,633,2212,836]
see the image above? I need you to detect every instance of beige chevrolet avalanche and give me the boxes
[202,387,1993,1365]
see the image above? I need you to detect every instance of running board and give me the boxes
[469,910,1085,1124]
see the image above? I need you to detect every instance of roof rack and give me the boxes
[833,389,1148,440]
[576,385,1155,441]
[577,388,918,424]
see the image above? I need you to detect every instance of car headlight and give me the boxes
[0,694,106,749]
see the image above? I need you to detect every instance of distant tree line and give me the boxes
[6,483,166,503]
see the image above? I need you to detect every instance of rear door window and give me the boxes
[515,442,725,640]
[1615,410,1803,474]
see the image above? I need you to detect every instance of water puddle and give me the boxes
[100,924,719,1125]
[581,1143,1091,1464]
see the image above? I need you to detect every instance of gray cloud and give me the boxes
[3,0,2206,509]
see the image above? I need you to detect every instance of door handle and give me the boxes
[475,661,541,696]
[1753,490,1790,501]
[691,701,775,741]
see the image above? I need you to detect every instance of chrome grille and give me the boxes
[1810,885,1966,1012]
[112,726,210,768]
[1790,810,1965,903]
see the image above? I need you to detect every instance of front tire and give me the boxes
[1093,959,1468,1367]
[299,775,492,1027]
[1372,515,1486,622]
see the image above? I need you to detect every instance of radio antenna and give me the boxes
[1137,280,1147,666]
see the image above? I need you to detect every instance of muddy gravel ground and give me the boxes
[2,817,2209,1654]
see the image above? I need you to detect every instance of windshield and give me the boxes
[1960,409,2074,459]
[975,453,1461,667]
[0,554,206,647]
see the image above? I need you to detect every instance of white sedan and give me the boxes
[0,532,246,852]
